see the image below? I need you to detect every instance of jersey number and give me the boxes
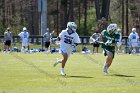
[64,38,72,44]
[132,35,136,39]
[24,33,28,38]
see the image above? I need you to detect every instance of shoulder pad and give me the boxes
[101,30,107,35]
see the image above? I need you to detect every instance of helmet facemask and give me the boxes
[107,24,117,35]
[67,22,77,33]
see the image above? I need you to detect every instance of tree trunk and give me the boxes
[56,0,59,36]
[95,0,101,20]
[122,0,124,36]
[84,0,87,35]
[69,0,74,21]
[101,0,110,20]
[60,0,68,30]
[125,0,129,36]
[78,0,81,27]
[1,0,5,26]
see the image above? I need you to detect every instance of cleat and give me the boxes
[53,58,59,67]
[103,65,108,75]
[61,70,66,76]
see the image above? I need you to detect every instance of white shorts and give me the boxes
[59,45,72,56]
[117,42,122,47]
[22,39,29,46]
[130,42,138,47]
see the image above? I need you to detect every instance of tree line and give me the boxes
[0,0,140,36]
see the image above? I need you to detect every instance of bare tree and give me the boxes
[95,0,110,20]
[84,0,87,35]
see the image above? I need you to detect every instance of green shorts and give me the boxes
[104,49,115,58]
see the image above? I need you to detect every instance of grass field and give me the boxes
[0,52,140,93]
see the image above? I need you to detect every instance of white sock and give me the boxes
[104,63,108,69]
[104,63,107,67]
[61,68,64,72]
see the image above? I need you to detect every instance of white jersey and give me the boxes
[59,29,81,55]
[117,32,122,46]
[18,31,29,46]
[118,32,122,42]
[128,32,139,43]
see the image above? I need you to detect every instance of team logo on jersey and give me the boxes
[64,35,74,44]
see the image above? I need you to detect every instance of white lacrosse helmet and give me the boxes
[67,22,77,32]
[23,27,27,31]
[107,24,117,34]
[46,28,49,31]
[132,28,136,32]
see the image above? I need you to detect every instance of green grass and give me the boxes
[0,52,140,93]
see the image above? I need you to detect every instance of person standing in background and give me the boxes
[18,27,30,53]
[128,28,139,54]
[90,30,101,53]
[43,28,54,52]
[4,27,13,52]
[116,28,122,54]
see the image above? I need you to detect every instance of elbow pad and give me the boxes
[57,37,61,41]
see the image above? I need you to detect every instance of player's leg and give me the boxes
[129,42,133,54]
[21,40,26,53]
[132,43,138,54]
[47,42,51,52]
[21,46,25,53]
[44,42,48,51]
[132,47,136,54]
[54,52,68,75]
[8,40,12,52]
[96,44,100,53]
[93,44,95,53]
[5,45,8,52]
[96,47,99,53]
[61,52,68,75]
[93,47,95,53]
[4,41,8,52]
[27,45,30,51]
[3,42,6,52]
[6,41,11,52]
[95,47,97,53]
[106,52,113,68]
[103,49,114,75]
[53,58,62,67]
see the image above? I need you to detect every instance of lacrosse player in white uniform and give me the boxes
[53,22,81,76]
[128,28,139,54]
[116,28,122,54]
[18,27,30,53]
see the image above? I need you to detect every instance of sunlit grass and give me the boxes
[0,52,140,93]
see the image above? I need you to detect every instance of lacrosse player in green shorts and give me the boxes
[100,24,120,75]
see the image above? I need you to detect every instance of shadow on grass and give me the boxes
[66,75,94,78]
[112,74,135,77]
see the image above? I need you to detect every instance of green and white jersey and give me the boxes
[101,30,120,52]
